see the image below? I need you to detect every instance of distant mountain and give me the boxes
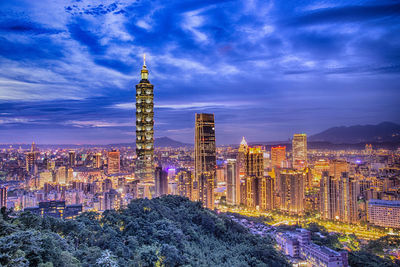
[309,122,400,144]
[154,136,192,147]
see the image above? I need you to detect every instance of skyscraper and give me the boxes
[94,153,102,169]
[244,146,264,208]
[237,137,248,178]
[226,159,240,206]
[177,170,193,199]
[0,187,7,208]
[155,167,168,197]
[26,142,38,175]
[292,134,307,169]
[135,55,154,183]
[320,171,359,223]
[271,146,286,168]
[69,150,76,167]
[277,169,305,215]
[195,113,216,209]
[107,150,120,174]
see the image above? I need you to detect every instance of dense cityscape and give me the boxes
[1,0,400,266]
[1,60,399,267]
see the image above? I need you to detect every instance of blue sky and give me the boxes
[0,0,399,144]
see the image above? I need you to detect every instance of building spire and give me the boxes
[141,54,149,80]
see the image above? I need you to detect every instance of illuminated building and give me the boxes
[107,150,120,174]
[226,159,240,205]
[257,176,274,210]
[237,137,248,178]
[320,171,359,223]
[292,134,307,169]
[26,142,38,175]
[195,113,216,209]
[271,146,286,168]
[0,187,7,208]
[367,199,400,228]
[56,166,67,184]
[277,169,304,215]
[155,167,168,196]
[330,159,349,179]
[94,153,102,168]
[337,173,359,223]
[69,150,76,167]
[244,146,264,208]
[24,201,82,219]
[135,55,154,183]
[177,170,193,199]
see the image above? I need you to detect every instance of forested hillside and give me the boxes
[0,196,289,267]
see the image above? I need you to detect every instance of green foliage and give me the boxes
[0,196,289,267]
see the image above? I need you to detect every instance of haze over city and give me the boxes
[0,0,399,144]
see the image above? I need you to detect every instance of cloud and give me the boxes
[0,0,399,144]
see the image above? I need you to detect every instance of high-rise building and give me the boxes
[194,113,216,209]
[237,137,248,178]
[258,176,274,210]
[69,151,76,167]
[337,173,359,223]
[226,159,240,206]
[0,187,7,208]
[155,167,168,197]
[135,55,154,183]
[292,134,307,169]
[94,153,102,169]
[56,166,67,184]
[26,142,38,175]
[244,146,264,208]
[271,146,286,168]
[367,199,400,228]
[330,159,349,179]
[320,171,359,223]
[277,169,305,215]
[177,170,193,199]
[107,150,120,174]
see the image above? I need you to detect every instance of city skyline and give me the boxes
[1,0,400,144]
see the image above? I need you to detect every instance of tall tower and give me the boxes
[292,134,307,169]
[135,55,154,183]
[195,113,216,209]
[107,150,120,174]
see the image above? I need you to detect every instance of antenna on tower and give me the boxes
[143,53,146,66]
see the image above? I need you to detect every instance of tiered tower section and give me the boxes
[135,55,154,183]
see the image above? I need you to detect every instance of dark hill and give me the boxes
[0,196,289,266]
[309,122,400,144]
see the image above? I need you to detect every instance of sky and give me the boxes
[0,0,399,144]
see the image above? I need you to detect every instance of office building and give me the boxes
[135,55,154,182]
[277,169,305,215]
[271,146,286,168]
[155,167,168,197]
[94,153,102,168]
[195,113,216,209]
[0,187,7,208]
[177,170,193,199]
[292,134,307,169]
[226,159,240,205]
[330,159,349,179]
[320,171,359,223]
[367,199,400,228]
[237,137,248,178]
[244,146,264,208]
[69,150,76,167]
[107,150,120,174]
[26,142,38,175]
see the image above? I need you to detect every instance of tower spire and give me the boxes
[141,54,149,80]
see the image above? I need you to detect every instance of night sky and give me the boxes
[0,0,399,144]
